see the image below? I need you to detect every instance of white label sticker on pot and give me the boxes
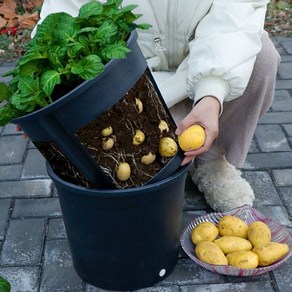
[159,269,166,277]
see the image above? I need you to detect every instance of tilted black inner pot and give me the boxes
[13,30,183,189]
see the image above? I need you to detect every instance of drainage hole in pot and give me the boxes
[159,269,166,277]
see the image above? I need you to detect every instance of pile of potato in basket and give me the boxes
[192,215,290,269]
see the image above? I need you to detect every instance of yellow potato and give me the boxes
[226,251,259,269]
[214,236,252,254]
[191,221,219,245]
[217,215,248,238]
[247,221,271,247]
[133,129,145,145]
[158,137,178,157]
[116,162,131,181]
[252,242,289,266]
[195,241,228,265]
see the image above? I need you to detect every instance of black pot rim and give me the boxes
[47,161,190,197]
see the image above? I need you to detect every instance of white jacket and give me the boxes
[34,0,269,113]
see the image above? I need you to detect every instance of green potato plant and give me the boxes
[0,0,150,126]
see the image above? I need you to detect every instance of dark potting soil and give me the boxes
[36,70,179,189]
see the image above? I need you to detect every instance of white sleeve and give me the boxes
[186,0,269,113]
[31,0,91,36]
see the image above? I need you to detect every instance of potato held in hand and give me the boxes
[252,242,289,266]
[195,241,228,265]
[218,215,248,238]
[214,236,252,254]
[247,221,271,247]
[191,221,219,245]
[226,251,259,269]
[178,125,205,151]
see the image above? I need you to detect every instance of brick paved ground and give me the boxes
[0,36,292,292]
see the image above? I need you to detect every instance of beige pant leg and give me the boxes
[214,32,280,168]
[170,32,280,168]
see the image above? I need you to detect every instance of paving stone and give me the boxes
[243,171,282,205]
[47,218,67,240]
[278,62,292,79]
[183,175,210,211]
[272,169,292,187]
[281,40,292,54]
[280,55,292,62]
[0,266,40,292]
[275,79,292,90]
[248,139,260,153]
[0,218,46,265]
[272,249,292,292]
[0,199,11,240]
[21,148,48,179]
[2,123,21,135]
[0,135,28,164]
[157,258,224,286]
[271,90,292,111]
[255,205,292,227]
[278,187,292,213]
[283,124,292,136]
[0,67,13,83]
[0,164,22,181]
[40,239,83,292]
[180,281,274,292]
[0,179,52,198]
[245,152,292,169]
[255,124,290,152]
[134,287,179,292]
[259,111,292,124]
[12,198,62,218]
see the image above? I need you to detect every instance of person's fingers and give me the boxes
[175,113,198,135]
[15,125,28,139]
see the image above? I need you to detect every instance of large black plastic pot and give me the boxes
[47,162,190,291]
[13,30,183,189]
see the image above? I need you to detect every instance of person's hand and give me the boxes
[175,96,220,165]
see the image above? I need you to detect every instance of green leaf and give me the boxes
[1,68,16,78]
[0,82,9,102]
[103,0,123,8]
[11,92,38,112]
[101,41,131,61]
[71,55,104,80]
[52,14,78,45]
[19,60,41,77]
[137,23,152,30]
[17,77,39,97]
[40,70,61,96]
[120,4,138,13]
[0,276,11,292]
[66,42,85,58]
[93,21,118,44]
[79,2,103,18]
[18,49,47,66]
[35,12,74,45]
